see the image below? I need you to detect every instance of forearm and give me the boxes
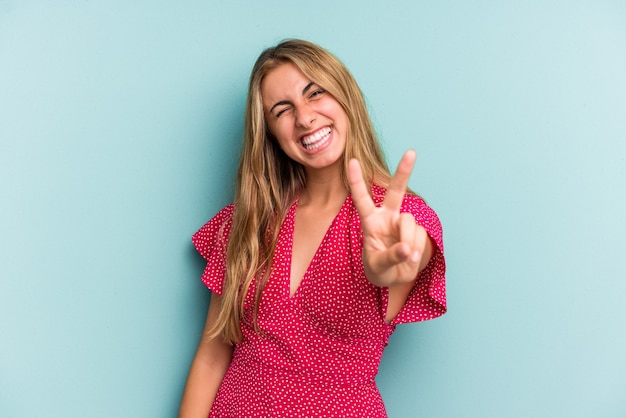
[179,294,233,418]
[179,342,232,418]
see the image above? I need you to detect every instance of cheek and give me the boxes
[270,119,294,142]
[266,124,293,153]
[322,101,349,127]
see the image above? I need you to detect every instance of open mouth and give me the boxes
[301,127,332,150]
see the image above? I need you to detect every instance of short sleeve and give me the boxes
[389,194,447,325]
[191,204,235,295]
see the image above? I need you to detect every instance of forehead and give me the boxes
[261,62,311,105]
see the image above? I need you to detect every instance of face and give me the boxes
[261,62,348,174]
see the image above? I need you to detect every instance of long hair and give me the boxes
[209,39,393,343]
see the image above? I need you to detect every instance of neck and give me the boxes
[299,166,348,207]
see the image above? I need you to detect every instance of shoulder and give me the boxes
[370,184,435,214]
[401,194,442,240]
[213,204,236,223]
[197,204,235,234]
[192,204,235,258]
[401,194,437,218]
[370,183,442,231]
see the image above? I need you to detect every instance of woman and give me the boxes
[179,39,446,417]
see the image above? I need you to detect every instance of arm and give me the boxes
[179,293,233,418]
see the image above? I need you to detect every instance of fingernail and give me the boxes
[411,251,420,262]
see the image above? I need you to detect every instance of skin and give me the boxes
[178,294,233,418]
[262,62,348,178]
[179,62,434,417]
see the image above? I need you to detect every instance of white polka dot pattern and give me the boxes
[191,185,447,417]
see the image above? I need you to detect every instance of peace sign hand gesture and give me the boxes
[348,150,432,288]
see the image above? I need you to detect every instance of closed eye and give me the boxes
[270,99,293,118]
[275,106,292,118]
[309,89,326,99]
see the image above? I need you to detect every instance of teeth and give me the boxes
[302,127,332,149]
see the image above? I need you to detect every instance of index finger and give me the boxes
[384,150,416,212]
[348,157,376,219]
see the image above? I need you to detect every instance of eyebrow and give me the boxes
[269,81,317,114]
[302,81,316,95]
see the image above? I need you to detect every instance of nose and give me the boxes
[295,104,316,128]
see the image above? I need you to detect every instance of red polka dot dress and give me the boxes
[192,185,446,417]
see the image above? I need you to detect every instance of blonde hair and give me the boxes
[209,39,393,343]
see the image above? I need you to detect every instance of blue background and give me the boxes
[1,1,625,417]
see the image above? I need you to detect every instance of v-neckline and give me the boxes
[286,194,351,299]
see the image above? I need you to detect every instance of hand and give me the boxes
[348,150,429,287]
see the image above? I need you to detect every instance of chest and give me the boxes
[253,201,385,339]
[289,203,341,296]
